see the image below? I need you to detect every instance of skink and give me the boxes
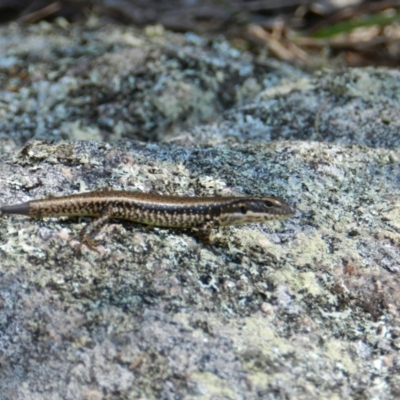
[1,191,295,246]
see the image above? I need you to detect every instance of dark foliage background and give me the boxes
[1,1,400,67]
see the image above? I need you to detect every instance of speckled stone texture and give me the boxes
[1,18,400,400]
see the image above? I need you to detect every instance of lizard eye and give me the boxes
[240,205,247,214]
[264,200,274,207]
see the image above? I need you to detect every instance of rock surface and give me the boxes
[0,17,400,400]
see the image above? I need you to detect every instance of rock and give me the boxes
[0,17,399,400]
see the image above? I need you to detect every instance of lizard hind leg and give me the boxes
[74,209,113,252]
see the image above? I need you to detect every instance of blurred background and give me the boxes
[1,0,399,68]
